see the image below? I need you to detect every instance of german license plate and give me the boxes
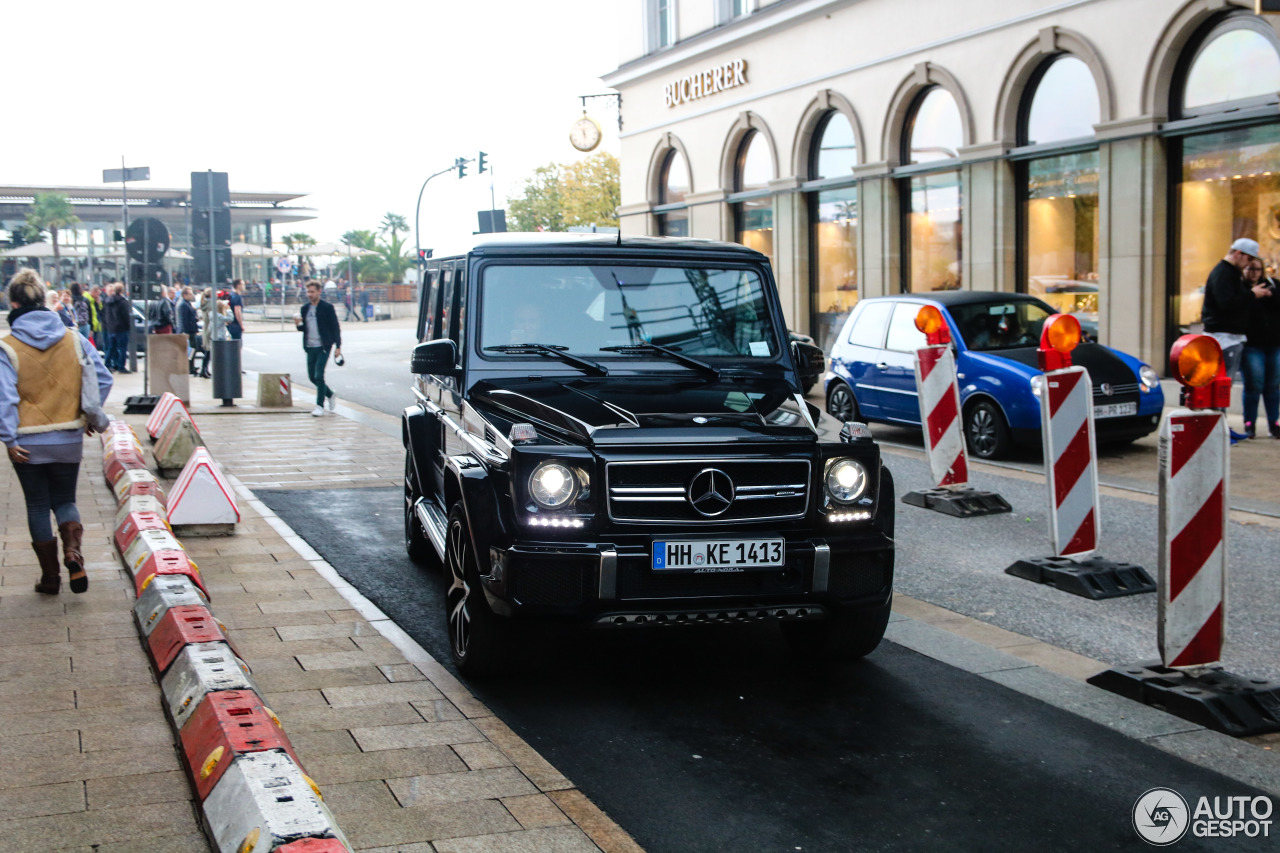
[1095,402,1137,419]
[652,539,784,572]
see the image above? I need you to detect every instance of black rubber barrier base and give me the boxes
[901,487,1012,518]
[1088,662,1280,737]
[1004,555,1155,599]
[123,394,160,415]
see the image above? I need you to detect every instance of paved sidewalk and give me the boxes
[0,373,637,851]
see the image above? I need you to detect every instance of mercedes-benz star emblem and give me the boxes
[688,468,735,517]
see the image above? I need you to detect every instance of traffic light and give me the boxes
[478,151,488,173]
[457,157,467,179]
[418,249,432,260]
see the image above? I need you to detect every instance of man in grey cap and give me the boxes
[1203,238,1273,380]
[1203,237,1274,439]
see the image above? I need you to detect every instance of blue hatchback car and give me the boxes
[823,292,1164,459]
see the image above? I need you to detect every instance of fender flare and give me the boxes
[402,405,432,496]
[443,455,505,575]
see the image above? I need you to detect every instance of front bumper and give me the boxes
[483,533,894,625]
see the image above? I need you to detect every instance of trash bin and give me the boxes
[211,340,242,405]
[364,303,374,320]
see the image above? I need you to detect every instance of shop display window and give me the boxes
[1025,152,1100,333]
[734,131,775,267]
[1176,124,1280,332]
[812,186,858,351]
[907,170,963,293]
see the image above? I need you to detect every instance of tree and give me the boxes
[25,192,79,283]
[281,232,316,277]
[380,212,408,239]
[561,152,620,228]
[507,152,619,233]
[337,229,381,283]
[507,164,564,232]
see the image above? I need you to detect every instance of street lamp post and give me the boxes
[414,158,471,296]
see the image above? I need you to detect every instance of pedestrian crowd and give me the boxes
[1202,237,1280,441]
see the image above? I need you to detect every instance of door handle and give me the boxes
[876,362,888,369]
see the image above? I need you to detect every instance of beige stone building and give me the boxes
[603,0,1280,370]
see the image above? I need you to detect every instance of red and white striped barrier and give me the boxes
[114,469,167,505]
[201,751,350,853]
[180,690,301,800]
[280,375,290,399]
[114,510,171,553]
[1041,364,1099,557]
[146,392,189,440]
[1158,409,1229,668]
[161,642,259,729]
[116,495,167,529]
[914,343,968,488]
[168,447,240,528]
[134,575,209,637]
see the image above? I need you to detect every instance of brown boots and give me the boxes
[59,521,88,594]
[33,540,60,594]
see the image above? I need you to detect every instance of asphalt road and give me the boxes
[258,485,1274,852]
[238,322,1280,683]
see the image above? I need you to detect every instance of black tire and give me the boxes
[826,380,860,422]
[782,597,892,661]
[445,504,509,676]
[404,453,438,567]
[964,399,1013,460]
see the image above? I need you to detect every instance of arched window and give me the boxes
[905,87,963,165]
[1019,55,1101,326]
[1023,56,1100,146]
[809,111,859,350]
[733,130,775,264]
[902,87,963,292]
[1182,23,1280,116]
[812,111,857,179]
[1173,16,1280,338]
[656,148,690,237]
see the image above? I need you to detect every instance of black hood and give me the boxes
[468,374,818,446]
[990,343,1137,386]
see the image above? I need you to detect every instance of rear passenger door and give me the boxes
[877,302,930,424]
[839,301,892,420]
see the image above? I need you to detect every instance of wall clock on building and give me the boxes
[569,115,602,152]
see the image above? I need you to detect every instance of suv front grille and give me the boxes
[606,458,810,525]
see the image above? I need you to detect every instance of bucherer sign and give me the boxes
[664,60,748,108]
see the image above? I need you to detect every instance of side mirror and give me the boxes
[791,340,824,388]
[411,339,459,376]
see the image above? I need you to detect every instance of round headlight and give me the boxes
[529,462,577,509]
[1139,365,1161,393]
[825,458,868,504]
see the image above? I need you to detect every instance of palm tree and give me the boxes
[25,192,79,284]
[281,232,316,277]
[379,213,408,239]
[339,230,380,283]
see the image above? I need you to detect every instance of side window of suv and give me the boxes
[885,302,929,352]
[419,269,438,342]
[847,301,892,347]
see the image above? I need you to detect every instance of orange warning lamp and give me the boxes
[1037,313,1080,371]
[1170,333,1231,410]
[914,304,951,346]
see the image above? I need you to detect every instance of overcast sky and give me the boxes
[7,0,621,251]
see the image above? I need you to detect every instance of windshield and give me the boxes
[479,264,779,358]
[950,299,1053,351]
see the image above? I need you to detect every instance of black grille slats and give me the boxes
[606,459,810,524]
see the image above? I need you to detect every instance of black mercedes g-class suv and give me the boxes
[403,234,895,674]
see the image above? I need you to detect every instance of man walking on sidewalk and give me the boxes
[101,282,132,373]
[295,280,342,416]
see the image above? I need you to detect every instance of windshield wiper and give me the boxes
[599,343,720,377]
[484,343,608,376]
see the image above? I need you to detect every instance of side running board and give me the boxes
[413,499,448,561]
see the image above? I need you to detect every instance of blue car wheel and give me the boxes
[965,399,1013,460]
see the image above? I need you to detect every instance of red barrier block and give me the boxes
[180,690,302,801]
[147,605,235,675]
[134,549,208,599]
[103,446,147,487]
[114,511,171,554]
[114,469,167,505]
[273,840,353,853]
